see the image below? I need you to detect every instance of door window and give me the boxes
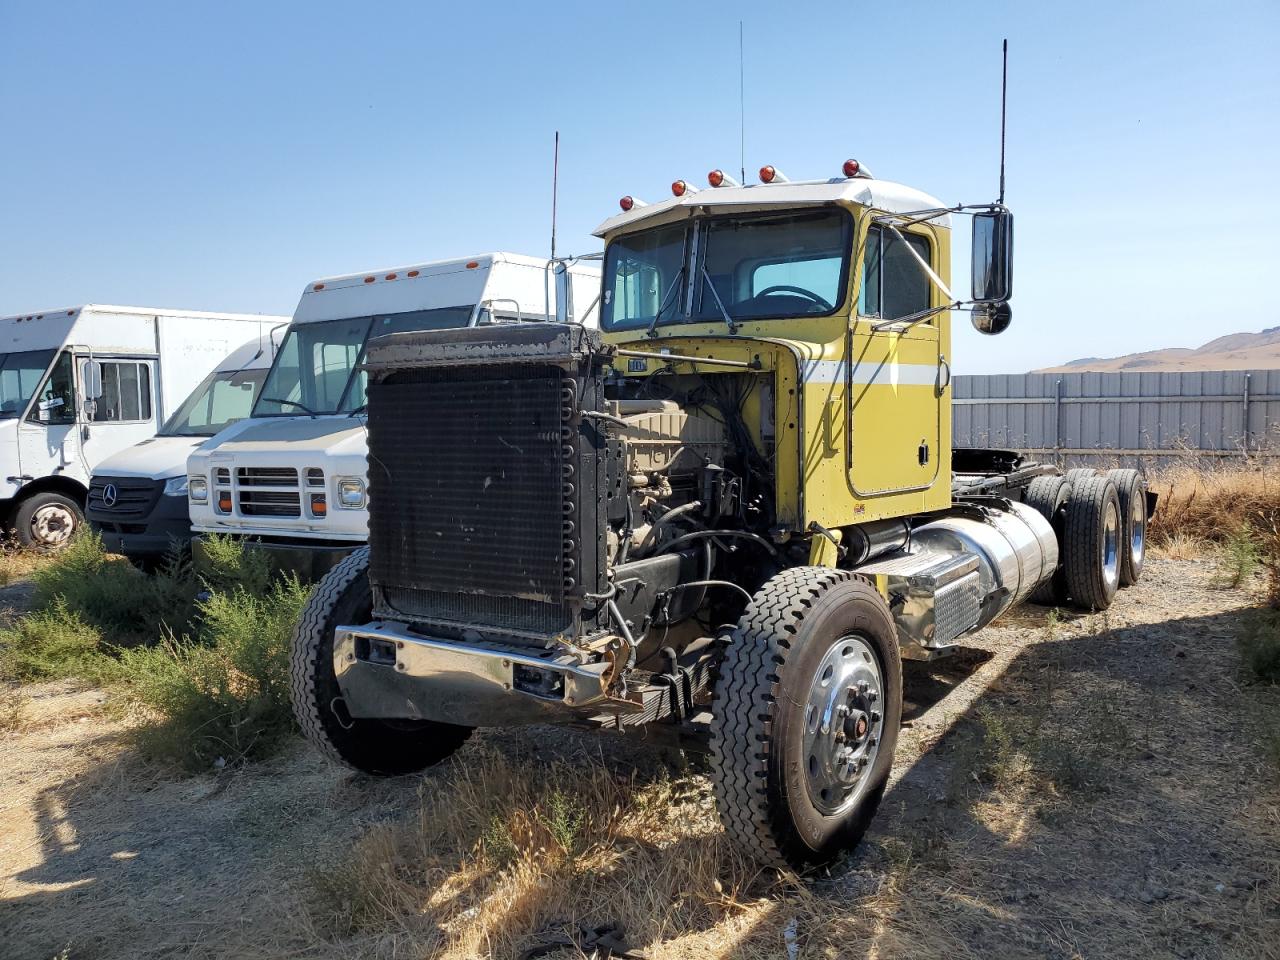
[859,226,933,321]
[92,361,152,422]
[27,352,76,425]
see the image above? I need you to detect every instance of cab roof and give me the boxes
[593,177,949,239]
[0,304,279,324]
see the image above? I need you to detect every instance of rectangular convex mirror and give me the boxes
[80,359,104,400]
[971,209,1014,303]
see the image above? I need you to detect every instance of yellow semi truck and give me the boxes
[289,158,1151,869]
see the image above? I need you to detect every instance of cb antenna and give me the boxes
[547,131,558,261]
[998,38,1008,205]
[738,21,746,185]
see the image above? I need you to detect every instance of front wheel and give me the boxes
[13,491,84,551]
[290,547,472,775]
[710,567,902,871]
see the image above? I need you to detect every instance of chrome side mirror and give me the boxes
[971,301,1012,336]
[971,209,1014,304]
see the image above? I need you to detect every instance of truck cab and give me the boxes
[186,253,600,578]
[0,305,281,549]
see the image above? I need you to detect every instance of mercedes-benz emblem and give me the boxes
[102,483,118,508]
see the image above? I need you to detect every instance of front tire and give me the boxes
[13,492,83,551]
[290,547,472,775]
[710,567,902,871]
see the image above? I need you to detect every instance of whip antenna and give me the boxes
[547,131,558,261]
[998,38,1008,205]
[739,21,746,185]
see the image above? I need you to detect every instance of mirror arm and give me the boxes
[870,302,959,334]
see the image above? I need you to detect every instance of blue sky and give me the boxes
[1,0,1277,373]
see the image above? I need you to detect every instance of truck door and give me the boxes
[848,222,946,497]
[78,356,160,472]
[16,350,83,484]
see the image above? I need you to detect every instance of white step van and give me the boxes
[187,253,600,578]
[0,305,284,548]
[85,332,283,562]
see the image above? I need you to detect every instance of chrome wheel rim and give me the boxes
[32,504,76,547]
[1102,501,1120,590]
[802,634,884,816]
[1130,488,1146,567]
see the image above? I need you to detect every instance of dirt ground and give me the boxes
[1,558,1277,960]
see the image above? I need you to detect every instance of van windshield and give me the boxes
[252,306,474,417]
[0,349,57,419]
[160,366,269,437]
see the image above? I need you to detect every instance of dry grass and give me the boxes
[1148,457,1280,549]
[0,544,52,587]
[0,683,28,735]
[306,745,774,958]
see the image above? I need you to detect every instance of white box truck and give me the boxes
[0,304,284,548]
[85,331,283,562]
[187,252,600,578]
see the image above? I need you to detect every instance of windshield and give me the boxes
[0,349,57,419]
[252,306,473,417]
[160,366,269,437]
[602,209,852,332]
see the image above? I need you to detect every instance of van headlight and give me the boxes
[164,475,190,497]
[337,478,366,509]
[187,477,208,502]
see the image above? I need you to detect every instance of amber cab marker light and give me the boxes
[363,276,375,284]
[466,261,480,269]
[671,180,689,197]
[759,164,778,183]
[619,195,635,212]
[708,169,725,187]
[385,273,397,280]
[312,283,325,291]
[407,270,420,277]
[842,159,861,178]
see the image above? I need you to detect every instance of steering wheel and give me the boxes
[752,285,834,312]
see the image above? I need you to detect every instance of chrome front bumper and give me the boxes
[333,622,615,727]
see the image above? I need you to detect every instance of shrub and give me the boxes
[32,533,198,645]
[197,533,274,597]
[117,576,310,771]
[1149,459,1280,547]
[1223,524,1262,588]
[0,600,118,683]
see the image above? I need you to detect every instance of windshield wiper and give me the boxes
[700,262,739,335]
[347,403,367,418]
[644,266,687,339]
[259,397,318,418]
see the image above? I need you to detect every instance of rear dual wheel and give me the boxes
[1107,468,1148,586]
[1063,475,1123,611]
[710,567,902,871]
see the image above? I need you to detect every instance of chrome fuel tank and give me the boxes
[910,501,1058,629]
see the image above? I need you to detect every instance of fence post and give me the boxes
[1054,378,1063,460]
[1243,372,1251,458]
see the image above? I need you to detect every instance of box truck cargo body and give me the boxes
[0,304,285,548]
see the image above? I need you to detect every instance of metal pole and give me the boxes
[1243,372,1251,458]
[1054,378,1063,460]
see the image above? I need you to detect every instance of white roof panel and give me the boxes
[593,178,950,238]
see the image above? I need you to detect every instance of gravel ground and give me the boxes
[1,557,1277,960]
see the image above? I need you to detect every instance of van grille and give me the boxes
[87,476,163,520]
[235,466,301,517]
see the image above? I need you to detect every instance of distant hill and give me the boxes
[1036,327,1280,373]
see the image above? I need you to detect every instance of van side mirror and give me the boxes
[971,209,1013,304]
[81,359,103,400]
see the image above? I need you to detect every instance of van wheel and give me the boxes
[290,547,472,775]
[710,567,902,871]
[1024,475,1071,606]
[1107,469,1147,586]
[1063,475,1122,611]
[13,492,83,551]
